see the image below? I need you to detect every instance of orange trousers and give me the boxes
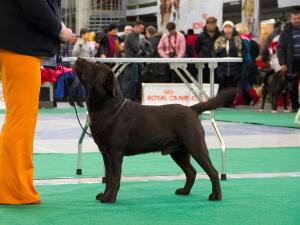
[0,49,41,204]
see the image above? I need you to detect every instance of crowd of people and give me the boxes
[63,7,300,112]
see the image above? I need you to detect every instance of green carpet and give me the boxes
[1,108,298,128]
[34,147,300,179]
[1,177,299,225]
[203,108,299,128]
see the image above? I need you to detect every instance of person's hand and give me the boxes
[280,65,287,73]
[59,22,76,43]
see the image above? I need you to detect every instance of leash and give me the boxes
[57,49,93,137]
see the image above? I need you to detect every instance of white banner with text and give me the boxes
[142,83,219,106]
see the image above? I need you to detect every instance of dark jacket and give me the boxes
[278,22,296,74]
[96,34,118,57]
[124,31,141,58]
[0,0,61,57]
[195,26,221,58]
[214,31,244,80]
[149,32,162,57]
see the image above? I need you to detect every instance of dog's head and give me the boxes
[73,58,119,100]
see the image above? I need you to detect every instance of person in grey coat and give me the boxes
[70,28,97,107]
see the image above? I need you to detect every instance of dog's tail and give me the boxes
[190,88,238,114]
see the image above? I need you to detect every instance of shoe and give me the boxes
[77,101,84,108]
[68,97,75,107]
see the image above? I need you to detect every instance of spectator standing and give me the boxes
[234,23,260,106]
[118,21,145,100]
[158,22,186,59]
[278,8,300,112]
[142,26,171,83]
[71,28,97,107]
[0,0,76,204]
[119,25,133,57]
[186,29,197,58]
[158,22,186,82]
[214,20,243,107]
[261,22,283,66]
[195,17,221,83]
[96,24,120,58]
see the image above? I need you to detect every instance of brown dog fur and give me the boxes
[74,58,236,203]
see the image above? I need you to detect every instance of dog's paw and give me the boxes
[175,188,190,195]
[100,195,116,204]
[96,192,105,200]
[208,193,222,201]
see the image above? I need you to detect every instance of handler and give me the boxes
[0,0,75,204]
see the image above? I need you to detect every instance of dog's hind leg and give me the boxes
[170,151,196,195]
[188,139,222,201]
[99,152,123,203]
[282,91,289,112]
[271,94,278,112]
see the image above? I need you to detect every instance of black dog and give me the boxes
[74,58,236,203]
[260,70,289,112]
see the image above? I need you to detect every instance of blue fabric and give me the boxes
[242,39,252,62]
[69,73,85,101]
[54,72,74,100]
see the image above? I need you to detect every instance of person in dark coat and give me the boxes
[0,0,76,204]
[277,7,300,112]
[195,17,221,83]
[214,21,243,107]
[96,24,120,58]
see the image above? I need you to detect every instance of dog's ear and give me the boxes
[106,71,117,96]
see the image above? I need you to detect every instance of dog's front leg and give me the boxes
[260,85,268,111]
[96,153,111,201]
[99,152,123,203]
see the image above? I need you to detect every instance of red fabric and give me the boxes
[268,40,279,55]
[108,34,116,57]
[256,60,266,69]
[240,33,252,41]
[40,66,73,84]
[186,34,197,57]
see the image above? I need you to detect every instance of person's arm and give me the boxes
[158,35,168,58]
[72,40,82,57]
[177,33,186,58]
[16,0,62,38]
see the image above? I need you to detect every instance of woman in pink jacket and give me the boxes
[158,22,186,58]
[158,22,186,82]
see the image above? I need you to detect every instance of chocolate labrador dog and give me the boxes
[74,58,236,203]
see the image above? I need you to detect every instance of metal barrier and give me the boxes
[63,57,243,180]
